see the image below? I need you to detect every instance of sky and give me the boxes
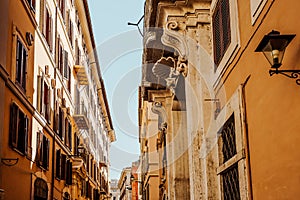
[87,0,145,179]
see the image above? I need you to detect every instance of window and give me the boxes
[58,0,66,21]
[66,159,72,185]
[213,0,231,66]
[64,51,69,79]
[9,102,29,154]
[67,11,73,46]
[34,178,48,200]
[216,87,250,200]
[65,118,72,149]
[61,154,67,180]
[55,149,61,179]
[36,131,50,170]
[55,151,72,184]
[57,39,64,73]
[58,107,65,140]
[218,114,240,200]
[37,74,51,123]
[40,1,53,51]
[16,38,28,91]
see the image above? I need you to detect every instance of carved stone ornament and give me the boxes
[144,30,156,47]
[151,102,168,131]
[161,21,188,59]
[152,56,187,93]
[161,21,188,77]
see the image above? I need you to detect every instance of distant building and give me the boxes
[118,167,132,200]
[130,160,140,200]
[0,0,115,199]
[110,179,120,200]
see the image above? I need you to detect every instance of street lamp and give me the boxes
[255,30,300,85]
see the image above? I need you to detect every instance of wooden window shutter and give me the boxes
[21,46,27,90]
[61,154,67,180]
[9,103,18,148]
[59,45,64,74]
[36,131,43,166]
[68,120,72,149]
[37,75,43,113]
[56,149,61,179]
[45,137,50,169]
[66,160,72,185]
[55,35,60,66]
[44,84,51,123]
[65,118,69,146]
[39,0,45,32]
[63,50,68,78]
[24,115,29,155]
[49,17,53,51]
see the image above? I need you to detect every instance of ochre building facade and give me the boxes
[0,0,115,199]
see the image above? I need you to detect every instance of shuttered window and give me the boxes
[55,149,61,179]
[40,1,52,51]
[45,8,52,51]
[213,0,231,66]
[37,75,51,123]
[65,118,72,149]
[16,38,28,91]
[61,154,67,180]
[58,107,65,140]
[9,103,29,154]
[63,50,69,78]
[66,160,72,185]
[36,131,50,170]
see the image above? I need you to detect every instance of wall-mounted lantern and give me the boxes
[255,30,300,85]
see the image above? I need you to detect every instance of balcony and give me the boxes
[73,103,89,130]
[74,64,88,85]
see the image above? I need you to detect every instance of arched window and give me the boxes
[34,178,48,200]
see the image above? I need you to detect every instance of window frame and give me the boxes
[36,131,50,170]
[34,178,48,200]
[37,72,51,123]
[15,37,28,92]
[215,86,250,200]
[250,0,267,24]
[211,0,240,86]
[9,102,29,155]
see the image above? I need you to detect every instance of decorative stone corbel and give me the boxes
[151,102,168,131]
[161,21,189,77]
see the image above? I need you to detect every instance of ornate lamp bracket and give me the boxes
[269,68,300,85]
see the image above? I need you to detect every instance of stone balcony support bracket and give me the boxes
[161,21,188,77]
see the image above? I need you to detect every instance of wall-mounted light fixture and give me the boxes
[255,30,300,85]
[1,158,19,166]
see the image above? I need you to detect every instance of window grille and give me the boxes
[222,164,240,200]
[220,114,236,163]
[213,0,231,66]
[219,114,241,200]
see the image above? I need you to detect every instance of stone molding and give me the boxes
[151,101,167,131]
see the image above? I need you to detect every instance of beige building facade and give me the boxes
[140,0,300,199]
